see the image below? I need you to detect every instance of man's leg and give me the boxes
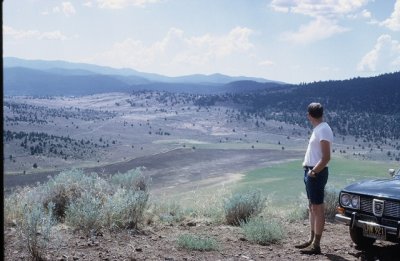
[312,203,325,246]
[309,202,315,242]
[300,203,324,254]
[295,202,314,249]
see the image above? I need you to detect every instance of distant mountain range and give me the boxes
[4,57,283,96]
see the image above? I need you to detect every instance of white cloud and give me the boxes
[361,9,372,19]
[83,2,93,7]
[61,2,77,16]
[280,17,350,44]
[347,9,372,19]
[96,0,160,9]
[91,27,254,74]
[272,1,364,44]
[47,2,76,16]
[259,60,275,66]
[380,0,400,31]
[357,34,400,72]
[3,26,67,40]
[270,0,368,18]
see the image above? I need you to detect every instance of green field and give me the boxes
[231,157,398,206]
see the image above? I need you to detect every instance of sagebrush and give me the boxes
[177,234,219,251]
[224,189,266,225]
[5,167,150,258]
[240,216,285,245]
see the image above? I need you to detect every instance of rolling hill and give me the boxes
[4,57,282,96]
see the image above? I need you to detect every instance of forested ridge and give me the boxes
[196,72,400,141]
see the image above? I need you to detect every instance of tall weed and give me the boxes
[285,193,309,222]
[324,186,340,221]
[149,199,186,223]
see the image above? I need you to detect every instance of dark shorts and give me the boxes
[304,167,329,205]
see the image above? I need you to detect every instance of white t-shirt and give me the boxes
[303,122,333,167]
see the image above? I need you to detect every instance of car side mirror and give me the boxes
[388,169,395,177]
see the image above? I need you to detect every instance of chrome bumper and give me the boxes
[335,213,400,238]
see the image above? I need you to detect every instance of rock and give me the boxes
[11,220,17,227]
[186,221,196,227]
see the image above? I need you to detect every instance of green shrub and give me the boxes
[240,216,285,245]
[6,168,150,237]
[64,190,103,234]
[42,169,111,221]
[60,169,150,232]
[324,186,340,221]
[224,190,266,225]
[110,169,149,191]
[5,186,39,225]
[102,188,149,229]
[177,234,218,251]
[18,201,56,260]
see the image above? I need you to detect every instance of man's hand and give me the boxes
[308,169,317,178]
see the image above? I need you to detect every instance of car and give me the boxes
[335,168,400,247]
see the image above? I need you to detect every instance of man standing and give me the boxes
[296,102,333,255]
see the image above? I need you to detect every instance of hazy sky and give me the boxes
[3,0,400,83]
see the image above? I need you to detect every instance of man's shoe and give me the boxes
[294,241,312,249]
[300,244,321,255]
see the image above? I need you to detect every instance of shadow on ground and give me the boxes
[346,243,400,261]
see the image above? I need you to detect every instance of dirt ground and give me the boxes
[4,219,400,261]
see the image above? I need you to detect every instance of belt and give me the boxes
[303,166,328,172]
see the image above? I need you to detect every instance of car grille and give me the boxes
[360,196,400,219]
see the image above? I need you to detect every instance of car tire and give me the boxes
[349,227,375,248]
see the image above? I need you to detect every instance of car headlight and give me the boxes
[341,193,350,206]
[340,193,360,209]
[351,195,360,209]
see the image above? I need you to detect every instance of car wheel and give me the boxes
[349,227,375,248]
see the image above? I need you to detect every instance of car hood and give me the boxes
[343,179,400,200]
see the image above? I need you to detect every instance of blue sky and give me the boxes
[3,0,400,83]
